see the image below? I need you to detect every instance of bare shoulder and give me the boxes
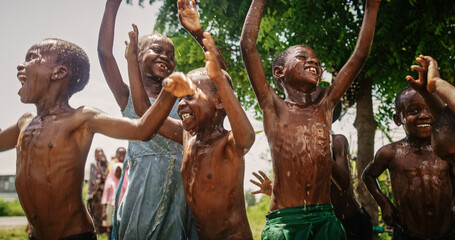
[374,141,401,165]
[17,112,35,128]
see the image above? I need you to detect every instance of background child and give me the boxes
[102,162,123,240]
[362,86,455,239]
[240,0,380,238]
[162,32,255,239]
[87,148,108,235]
[0,38,180,239]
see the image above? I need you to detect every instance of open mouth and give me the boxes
[17,74,26,86]
[417,123,431,128]
[181,112,193,121]
[304,67,318,75]
[156,62,169,72]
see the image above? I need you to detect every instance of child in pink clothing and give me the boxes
[102,163,126,240]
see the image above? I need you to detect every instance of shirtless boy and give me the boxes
[362,86,455,239]
[251,134,373,240]
[240,0,380,238]
[406,55,455,165]
[0,38,178,240]
[163,32,255,239]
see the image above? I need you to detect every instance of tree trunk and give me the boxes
[353,76,379,238]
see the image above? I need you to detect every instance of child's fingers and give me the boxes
[252,172,264,182]
[415,56,428,69]
[132,24,138,35]
[162,78,174,88]
[251,190,261,195]
[410,65,424,73]
[249,179,262,187]
[405,75,419,85]
[191,0,197,9]
[258,170,268,180]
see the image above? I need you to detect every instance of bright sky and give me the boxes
[0,0,405,192]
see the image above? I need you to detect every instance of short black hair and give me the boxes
[187,68,233,93]
[433,106,455,136]
[273,45,313,91]
[137,33,174,55]
[394,86,413,114]
[32,38,90,97]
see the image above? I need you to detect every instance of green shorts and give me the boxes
[262,203,346,240]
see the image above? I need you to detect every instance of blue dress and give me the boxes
[112,95,198,240]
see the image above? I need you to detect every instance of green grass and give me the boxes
[0,227,29,240]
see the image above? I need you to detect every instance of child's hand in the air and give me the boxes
[423,56,442,93]
[178,0,202,33]
[406,55,429,93]
[250,171,272,196]
[203,32,224,81]
[163,72,195,97]
[124,24,138,61]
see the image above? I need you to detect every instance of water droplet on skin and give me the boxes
[287,171,290,177]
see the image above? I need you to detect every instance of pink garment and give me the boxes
[101,163,123,206]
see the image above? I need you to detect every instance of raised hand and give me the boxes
[124,24,139,60]
[202,32,224,81]
[250,171,272,196]
[178,0,202,33]
[162,72,196,97]
[423,56,442,93]
[406,55,429,93]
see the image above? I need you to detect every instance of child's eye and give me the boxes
[408,109,419,114]
[297,55,307,60]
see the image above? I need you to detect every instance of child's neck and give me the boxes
[142,75,163,99]
[405,135,431,149]
[285,85,321,105]
[35,87,71,116]
[196,121,226,143]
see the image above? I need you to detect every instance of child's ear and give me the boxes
[393,113,402,126]
[51,65,68,81]
[273,66,284,80]
[215,93,223,110]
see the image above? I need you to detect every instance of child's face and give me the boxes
[138,36,175,81]
[17,42,57,103]
[95,149,105,161]
[280,46,322,90]
[395,90,433,139]
[116,149,126,163]
[177,77,218,134]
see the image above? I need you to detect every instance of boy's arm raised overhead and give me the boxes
[98,0,131,110]
[204,32,255,152]
[362,145,397,226]
[406,55,445,118]
[425,56,455,114]
[240,0,275,110]
[125,25,183,144]
[0,113,34,152]
[328,0,380,107]
[178,0,227,70]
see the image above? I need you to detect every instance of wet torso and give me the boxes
[263,95,333,211]
[389,140,453,238]
[180,131,252,240]
[15,110,94,239]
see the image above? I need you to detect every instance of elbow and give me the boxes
[97,46,113,61]
[242,131,256,153]
[140,133,156,142]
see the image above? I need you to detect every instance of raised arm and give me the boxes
[425,56,455,114]
[203,32,255,152]
[240,0,275,109]
[178,0,227,70]
[125,25,184,144]
[0,113,34,152]
[98,0,129,110]
[86,89,177,142]
[406,55,445,118]
[328,0,380,106]
[330,134,351,191]
[362,145,397,226]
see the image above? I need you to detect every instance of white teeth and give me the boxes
[158,63,167,71]
[305,67,317,74]
[417,124,431,128]
[181,113,191,120]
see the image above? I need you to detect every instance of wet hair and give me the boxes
[31,38,90,97]
[433,106,455,137]
[137,33,174,55]
[187,68,233,94]
[394,86,414,114]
